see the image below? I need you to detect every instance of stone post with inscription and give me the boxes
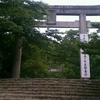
[79,13,90,79]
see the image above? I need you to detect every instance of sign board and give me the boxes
[80,34,90,78]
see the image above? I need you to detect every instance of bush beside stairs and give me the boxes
[0,78,100,100]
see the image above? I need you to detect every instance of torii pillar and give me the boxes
[79,13,90,79]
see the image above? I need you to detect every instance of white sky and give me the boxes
[39,0,100,5]
[35,0,100,33]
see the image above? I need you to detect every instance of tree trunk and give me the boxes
[0,51,2,71]
[12,37,22,78]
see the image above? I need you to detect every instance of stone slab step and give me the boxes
[0,79,100,83]
[0,95,100,100]
[0,92,100,97]
[0,83,100,87]
[0,79,100,100]
[0,88,100,95]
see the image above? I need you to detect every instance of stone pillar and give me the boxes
[47,10,56,25]
[79,13,90,79]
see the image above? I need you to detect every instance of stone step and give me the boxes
[0,82,100,87]
[0,80,100,85]
[0,90,100,96]
[0,79,100,100]
[0,81,100,87]
[0,87,99,94]
[0,86,100,96]
[0,83,99,87]
[0,86,99,91]
[0,94,100,100]
[0,79,100,83]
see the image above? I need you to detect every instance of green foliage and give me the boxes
[21,59,48,78]
[0,0,49,78]
[64,29,79,41]
[61,63,80,79]
[90,55,100,79]
[20,35,51,78]
[0,34,15,78]
[45,29,63,42]
[48,30,80,79]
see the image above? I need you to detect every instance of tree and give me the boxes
[61,31,80,78]
[0,0,49,78]
[45,29,63,42]
[20,31,53,78]
[48,29,81,79]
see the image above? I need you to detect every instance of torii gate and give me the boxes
[39,5,100,79]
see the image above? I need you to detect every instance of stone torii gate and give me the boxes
[39,5,100,79]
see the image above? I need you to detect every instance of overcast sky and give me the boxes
[35,0,100,32]
[38,0,100,5]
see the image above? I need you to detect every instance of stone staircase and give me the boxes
[0,78,100,100]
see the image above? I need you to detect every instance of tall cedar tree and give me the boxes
[0,0,48,78]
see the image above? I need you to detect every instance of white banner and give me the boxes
[80,34,90,78]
